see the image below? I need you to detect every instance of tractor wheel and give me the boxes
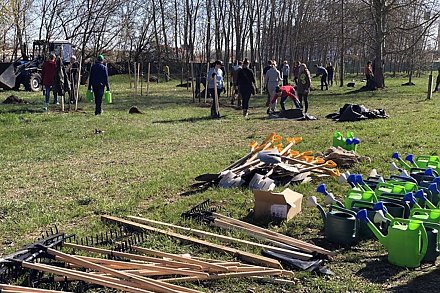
[26,73,42,92]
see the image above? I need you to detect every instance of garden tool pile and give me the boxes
[194,133,340,191]
[307,151,440,268]
[1,223,300,292]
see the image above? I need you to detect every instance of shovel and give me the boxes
[249,169,276,191]
[218,170,245,188]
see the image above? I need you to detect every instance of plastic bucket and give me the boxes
[86,90,94,102]
[105,91,112,104]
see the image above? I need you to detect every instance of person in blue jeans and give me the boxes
[88,55,110,115]
[207,60,224,118]
[41,53,58,110]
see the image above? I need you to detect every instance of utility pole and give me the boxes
[339,0,344,87]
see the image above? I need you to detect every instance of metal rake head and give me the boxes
[181,199,218,224]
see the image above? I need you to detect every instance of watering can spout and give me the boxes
[357,209,388,247]
[307,196,327,223]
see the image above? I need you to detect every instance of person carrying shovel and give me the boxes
[268,85,301,114]
[207,60,224,119]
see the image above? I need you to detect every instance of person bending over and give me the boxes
[268,85,301,113]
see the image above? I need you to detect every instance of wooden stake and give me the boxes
[137,63,141,95]
[130,245,230,272]
[0,284,72,293]
[69,255,209,276]
[204,62,209,103]
[63,242,203,270]
[147,62,150,95]
[127,216,312,260]
[128,61,132,89]
[22,262,151,293]
[162,269,283,283]
[134,62,137,95]
[101,215,283,269]
[47,248,198,293]
[213,213,335,256]
[190,61,195,103]
[75,56,82,111]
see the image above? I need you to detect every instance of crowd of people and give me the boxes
[41,54,109,115]
[207,58,338,119]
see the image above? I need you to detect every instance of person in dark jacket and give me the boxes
[434,67,440,93]
[297,63,312,113]
[314,64,328,90]
[41,53,58,109]
[292,61,300,85]
[88,55,110,115]
[236,58,256,117]
[326,62,334,86]
[54,56,70,106]
[69,55,80,104]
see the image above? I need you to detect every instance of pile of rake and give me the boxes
[0,227,296,293]
[194,133,340,191]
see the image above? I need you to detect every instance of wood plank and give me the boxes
[162,269,284,283]
[127,216,313,261]
[22,262,152,293]
[0,284,72,293]
[73,255,208,276]
[60,256,208,278]
[130,246,230,272]
[63,242,203,270]
[47,248,199,293]
[101,215,283,269]
[212,213,335,256]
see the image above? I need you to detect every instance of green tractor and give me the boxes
[0,40,73,92]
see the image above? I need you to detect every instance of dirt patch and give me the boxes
[3,95,28,104]
[128,106,143,114]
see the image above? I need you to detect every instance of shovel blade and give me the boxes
[249,173,276,191]
[218,171,243,188]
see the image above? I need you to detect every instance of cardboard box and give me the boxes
[252,188,303,221]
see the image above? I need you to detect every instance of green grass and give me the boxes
[1,74,440,292]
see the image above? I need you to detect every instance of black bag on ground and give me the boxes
[280,108,304,119]
[326,103,388,122]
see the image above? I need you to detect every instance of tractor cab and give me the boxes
[32,40,73,64]
[0,40,73,91]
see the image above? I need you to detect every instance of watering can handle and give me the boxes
[329,205,357,217]
[419,225,429,262]
[410,207,440,217]
[350,199,374,209]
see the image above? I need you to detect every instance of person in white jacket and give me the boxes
[264,63,282,107]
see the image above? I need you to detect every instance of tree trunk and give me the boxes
[372,0,385,88]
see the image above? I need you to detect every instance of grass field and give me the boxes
[1,73,440,292]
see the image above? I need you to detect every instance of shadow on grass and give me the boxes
[356,258,407,284]
[0,106,44,114]
[153,115,232,124]
[388,267,440,292]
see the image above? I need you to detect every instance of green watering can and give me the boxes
[86,90,94,102]
[375,182,410,196]
[349,200,391,238]
[374,203,440,263]
[357,209,428,267]
[410,208,440,224]
[105,90,112,104]
[308,196,358,246]
[345,188,376,209]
